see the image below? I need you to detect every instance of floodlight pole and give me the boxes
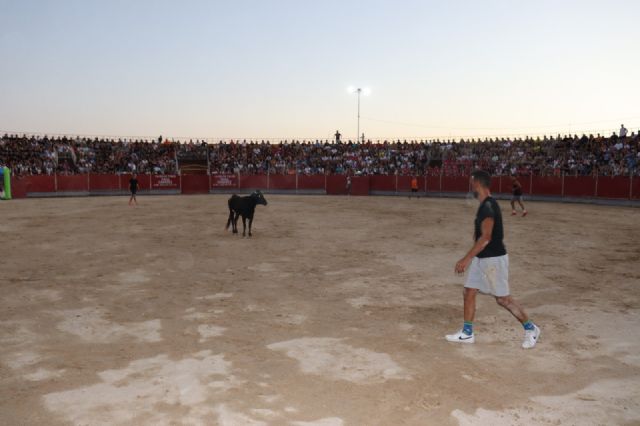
[356,88,361,143]
[349,86,367,143]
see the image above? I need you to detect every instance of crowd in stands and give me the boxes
[1,127,638,177]
[0,135,177,176]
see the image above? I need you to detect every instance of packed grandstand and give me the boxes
[1,129,638,177]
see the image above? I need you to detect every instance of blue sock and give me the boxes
[463,321,473,335]
[522,320,535,331]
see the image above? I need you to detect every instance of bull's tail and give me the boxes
[225,195,237,230]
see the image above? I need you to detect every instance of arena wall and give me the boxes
[8,173,639,204]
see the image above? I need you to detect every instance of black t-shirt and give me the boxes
[129,178,138,191]
[474,196,507,258]
[512,182,523,196]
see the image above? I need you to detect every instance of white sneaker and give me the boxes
[445,330,475,344]
[522,324,540,349]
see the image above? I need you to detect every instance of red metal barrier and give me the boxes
[151,175,180,190]
[181,174,209,194]
[57,174,89,192]
[269,174,296,190]
[350,176,370,196]
[632,177,640,200]
[298,174,325,190]
[492,176,501,192]
[596,176,631,199]
[240,174,268,189]
[563,176,596,198]
[8,172,638,201]
[211,174,238,189]
[441,176,469,192]
[326,175,347,195]
[370,175,396,192]
[20,175,56,193]
[397,175,426,192]
[426,175,440,192]
[89,174,120,191]
[10,176,28,198]
[531,176,562,196]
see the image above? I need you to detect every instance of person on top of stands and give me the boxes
[619,124,628,138]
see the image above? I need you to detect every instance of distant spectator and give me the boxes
[620,124,628,138]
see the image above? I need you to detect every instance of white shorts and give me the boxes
[465,255,510,297]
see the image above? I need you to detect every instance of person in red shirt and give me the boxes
[409,175,419,199]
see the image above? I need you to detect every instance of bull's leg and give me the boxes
[225,209,234,230]
[233,212,240,234]
[248,216,253,237]
[242,216,247,237]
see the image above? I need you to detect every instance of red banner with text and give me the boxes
[211,174,238,188]
[151,175,180,190]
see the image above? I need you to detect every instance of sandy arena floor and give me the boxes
[1,194,639,426]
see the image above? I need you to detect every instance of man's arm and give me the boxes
[456,217,494,273]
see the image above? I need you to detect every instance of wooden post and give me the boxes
[529,173,533,196]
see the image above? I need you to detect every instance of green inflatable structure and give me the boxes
[0,167,11,200]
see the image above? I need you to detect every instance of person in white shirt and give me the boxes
[619,124,628,138]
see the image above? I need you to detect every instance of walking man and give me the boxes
[510,175,527,216]
[446,170,540,349]
[129,173,139,206]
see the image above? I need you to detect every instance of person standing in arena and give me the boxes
[129,173,139,206]
[446,170,540,349]
[510,176,527,216]
[409,175,419,198]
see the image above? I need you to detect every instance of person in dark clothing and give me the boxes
[446,170,540,349]
[510,176,527,216]
[129,173,139,206]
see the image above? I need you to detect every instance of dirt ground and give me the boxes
[1,194,639,426]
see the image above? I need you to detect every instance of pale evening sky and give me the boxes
[1,0,638,141]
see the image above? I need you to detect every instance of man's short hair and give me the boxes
[471,170,491,188]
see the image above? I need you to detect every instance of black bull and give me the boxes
[225,191,268,237]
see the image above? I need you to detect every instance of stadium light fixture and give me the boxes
[347,86,371,143]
